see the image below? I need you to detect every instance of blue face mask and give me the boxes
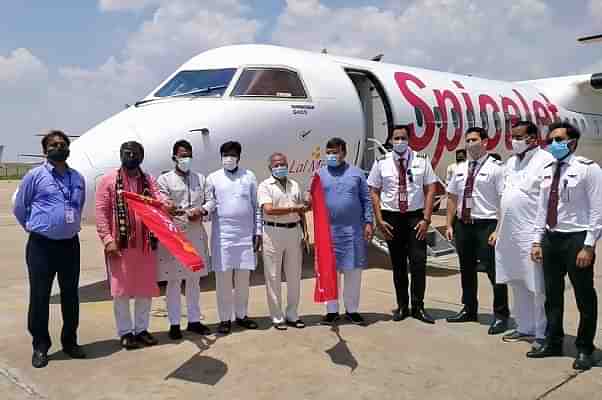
[326,154,340,167]
[272,166,288,179]
[547,140,571,160]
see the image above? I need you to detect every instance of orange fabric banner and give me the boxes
[123,191,204,272]
[310,174,338,303]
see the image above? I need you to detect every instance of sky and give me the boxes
[1,0,601,160]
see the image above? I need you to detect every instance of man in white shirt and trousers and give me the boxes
[258,152,308,330]
[157,140,211,340]
[528,122,602,371]
[492,121,554,347]
[205,141,261,335]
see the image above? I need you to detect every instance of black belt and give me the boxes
[545,230,586,238]
[458,218,497,225]
[264,221,300,229]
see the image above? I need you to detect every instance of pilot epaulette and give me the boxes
[576,156,595,165]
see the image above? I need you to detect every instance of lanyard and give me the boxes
[49,168,73,204]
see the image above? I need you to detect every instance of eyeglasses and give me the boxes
[544,137,571,145]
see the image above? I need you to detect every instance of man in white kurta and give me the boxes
[205,141,262,334]
[157,140,211,340]
[495,121,555,344]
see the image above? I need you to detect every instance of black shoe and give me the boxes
[446,308,478,323]
[320,313,340,325]
[32,350,48,368]
[135,331,158,346]
[345,312,365,325]
[273,321,288,330]
[526,343,563,358]
[169,325,183,340]
[285,319,306,329]
[218,321,231,335]
[412,307,435,324]
[573,352,595,371]
[488,318,509,335]
[392,307,410,322]
[502,330,534,343]
[187,322,211,335]
[62,344,86,359]
[235,316,258,330]
[120,333,140,350]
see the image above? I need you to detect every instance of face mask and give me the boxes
[511,139,530,155]
[122,158,142,170]
[326,154,340,168]
[547,140,571,160]
[222,156,238,171]
[272,166,288,179]
[467,142,483,160]
[176,157,192,173]
[46,148,69,162]
[392,140,409,154]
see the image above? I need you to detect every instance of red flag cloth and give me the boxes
[123,191,204,272]
[310,174,338,303]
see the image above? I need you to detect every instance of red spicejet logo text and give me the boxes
[394,72,560,168]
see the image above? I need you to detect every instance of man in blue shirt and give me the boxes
[13,130,86,368]
[318,137,374,326]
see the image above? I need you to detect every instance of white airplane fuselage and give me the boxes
[66,44,602,221]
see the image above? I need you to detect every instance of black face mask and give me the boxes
[47,148,70,162]
[122,158,142,170]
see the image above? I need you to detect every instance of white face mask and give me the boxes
[222,156,238,171]
[511,139,530,155]
[467,142,484,160]
[176,157,192,173]
[392,140,409,154]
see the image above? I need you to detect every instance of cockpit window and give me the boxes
[232,68,307,98]
[154,68,237,98]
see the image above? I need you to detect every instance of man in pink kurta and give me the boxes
[96,141,165,349]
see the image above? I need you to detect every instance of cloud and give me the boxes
[98,0,161,12]
[272,0,574,80]
[0,48,48,87]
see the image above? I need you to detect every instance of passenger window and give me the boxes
[572,118,579,129]
[580,119,587,134]
[232,68,307,98]
[415,107,424,127]
[466,109,476,128]
[451,108,459,128]
[433,106,443,127]
[480,110,489,131]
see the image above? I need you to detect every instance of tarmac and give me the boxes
[1,179,602,400]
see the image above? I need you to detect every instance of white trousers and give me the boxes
[510,280,547,339]
[326,269,362,314]
[262,226,303,323]
[166,278,201,326]
[113,297,152,337]
[215,270,251,322]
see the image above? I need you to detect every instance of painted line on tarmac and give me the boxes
[0,365,47,399]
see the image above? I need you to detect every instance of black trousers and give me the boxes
[382,210,427,309]
[26,233,80,352]
[454,219,509,318]
[542,231,597,354]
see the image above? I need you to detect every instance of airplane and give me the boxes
[62,44,601,227]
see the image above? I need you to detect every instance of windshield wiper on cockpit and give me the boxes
[134,85,228,107]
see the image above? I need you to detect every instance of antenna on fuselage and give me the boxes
[578,34,602,44]
[371,54,384,62]
[321,48,328,54]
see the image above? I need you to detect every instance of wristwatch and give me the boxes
[422,218,431,225]
[583,245,594,252]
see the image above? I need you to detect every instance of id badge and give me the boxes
[65,206,75,224]
[465,197,474,209]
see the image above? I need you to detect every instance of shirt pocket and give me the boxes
[71,183,85,207]
[409,165,425,189]
[562,174,580,202]
[237,180,251,198]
